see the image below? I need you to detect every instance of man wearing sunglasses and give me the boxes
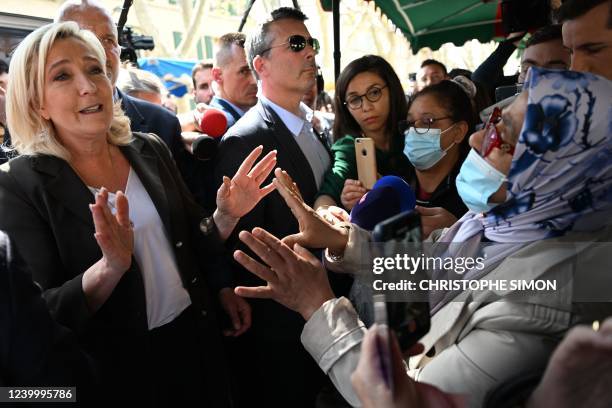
[213,7,332,408]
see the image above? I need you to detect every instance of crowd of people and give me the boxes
[0,0,611,407]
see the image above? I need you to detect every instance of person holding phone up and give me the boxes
[314,55,413,214]
[231,68,612,407]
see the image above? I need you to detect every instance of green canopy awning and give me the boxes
[373,0,504,53]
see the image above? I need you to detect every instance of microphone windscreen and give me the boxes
[200,109,228,138]
[192,135,218,161]
[372,176,416,212]
[349,176,415,231]
[349,187,401,231]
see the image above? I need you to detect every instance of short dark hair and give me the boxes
[557,0,612,27]
[333,55,408,155]
[246,7,308,78]
[0,59,8,75]
[215,32,246,67]
[525,24,563,48]
[420,59,447,75]
[448,68,472,79]
[191,60,213,88]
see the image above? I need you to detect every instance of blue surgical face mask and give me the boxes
[456,149,507,213]
[403,125,456,170]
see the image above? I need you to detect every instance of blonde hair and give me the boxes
[6,21,131,160]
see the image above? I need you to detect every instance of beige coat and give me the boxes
[301,224,612,407]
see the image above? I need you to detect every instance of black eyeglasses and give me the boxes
[399,116,452,134]
[343,85,388,110]
[261,35,320,55]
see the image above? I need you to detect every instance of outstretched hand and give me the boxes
[273,168,349,254]
[233,227,335,320]
[90,187,133,275]
[216,145,277,220]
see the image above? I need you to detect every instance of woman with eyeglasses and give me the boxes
[314,55,413,213]
[229,66,612,407]
[404,79,477,237]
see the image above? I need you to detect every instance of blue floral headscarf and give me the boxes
[446,67,612,244]
[431,67,611,312]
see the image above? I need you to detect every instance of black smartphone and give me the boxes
[495,84,521,102]
[372,210,430,352]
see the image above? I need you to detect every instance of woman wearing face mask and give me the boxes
[314,55,413,213]
[230,67,612,407]
[403,78,476,236]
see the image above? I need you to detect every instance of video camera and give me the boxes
[119,26,154,66]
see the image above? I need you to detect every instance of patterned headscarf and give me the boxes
[446,67,612,244]
[431,68,612,312]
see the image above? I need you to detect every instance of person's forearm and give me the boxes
[301,297,367,407]
[81,258,127,312]
[328,224,350,257]
[472,40,517,90]
[213,208,239,242]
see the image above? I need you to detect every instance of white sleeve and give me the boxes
[301,297,366,407]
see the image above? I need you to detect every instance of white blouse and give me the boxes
[89,168,192,329]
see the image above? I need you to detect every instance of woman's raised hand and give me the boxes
[90,187,133,275]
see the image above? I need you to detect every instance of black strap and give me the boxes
[314,127,333,158]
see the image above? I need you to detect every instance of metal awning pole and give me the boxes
[333,0,341,82]
[238,0,256,32]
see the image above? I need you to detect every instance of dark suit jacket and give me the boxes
[0,231,96,405]
[214,99,329,407]
[0,133,231,406]
[209,96,244,129]
[119,89,206,204]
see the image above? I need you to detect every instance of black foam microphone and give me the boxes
[192,135,218,161]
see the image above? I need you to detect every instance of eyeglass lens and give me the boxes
[346,87,384,109]
[481,108,501,157]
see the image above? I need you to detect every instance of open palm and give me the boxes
[216,145,277,219]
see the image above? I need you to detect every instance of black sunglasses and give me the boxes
[261,35,320,55]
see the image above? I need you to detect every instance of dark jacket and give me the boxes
[214,99,329,407]
[0,133,231,406]
[0,230,96,405]
[119,90,206,203]
[209,96,245,130]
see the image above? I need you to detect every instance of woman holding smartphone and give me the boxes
[314,55,413,212]
[231,68,612,407]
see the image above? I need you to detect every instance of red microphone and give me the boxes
[199,108,227,138]
[192,109,228,160]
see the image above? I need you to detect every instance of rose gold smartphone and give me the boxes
[355,138,377,189]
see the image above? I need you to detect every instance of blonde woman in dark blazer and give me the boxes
[1,22,277,407]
